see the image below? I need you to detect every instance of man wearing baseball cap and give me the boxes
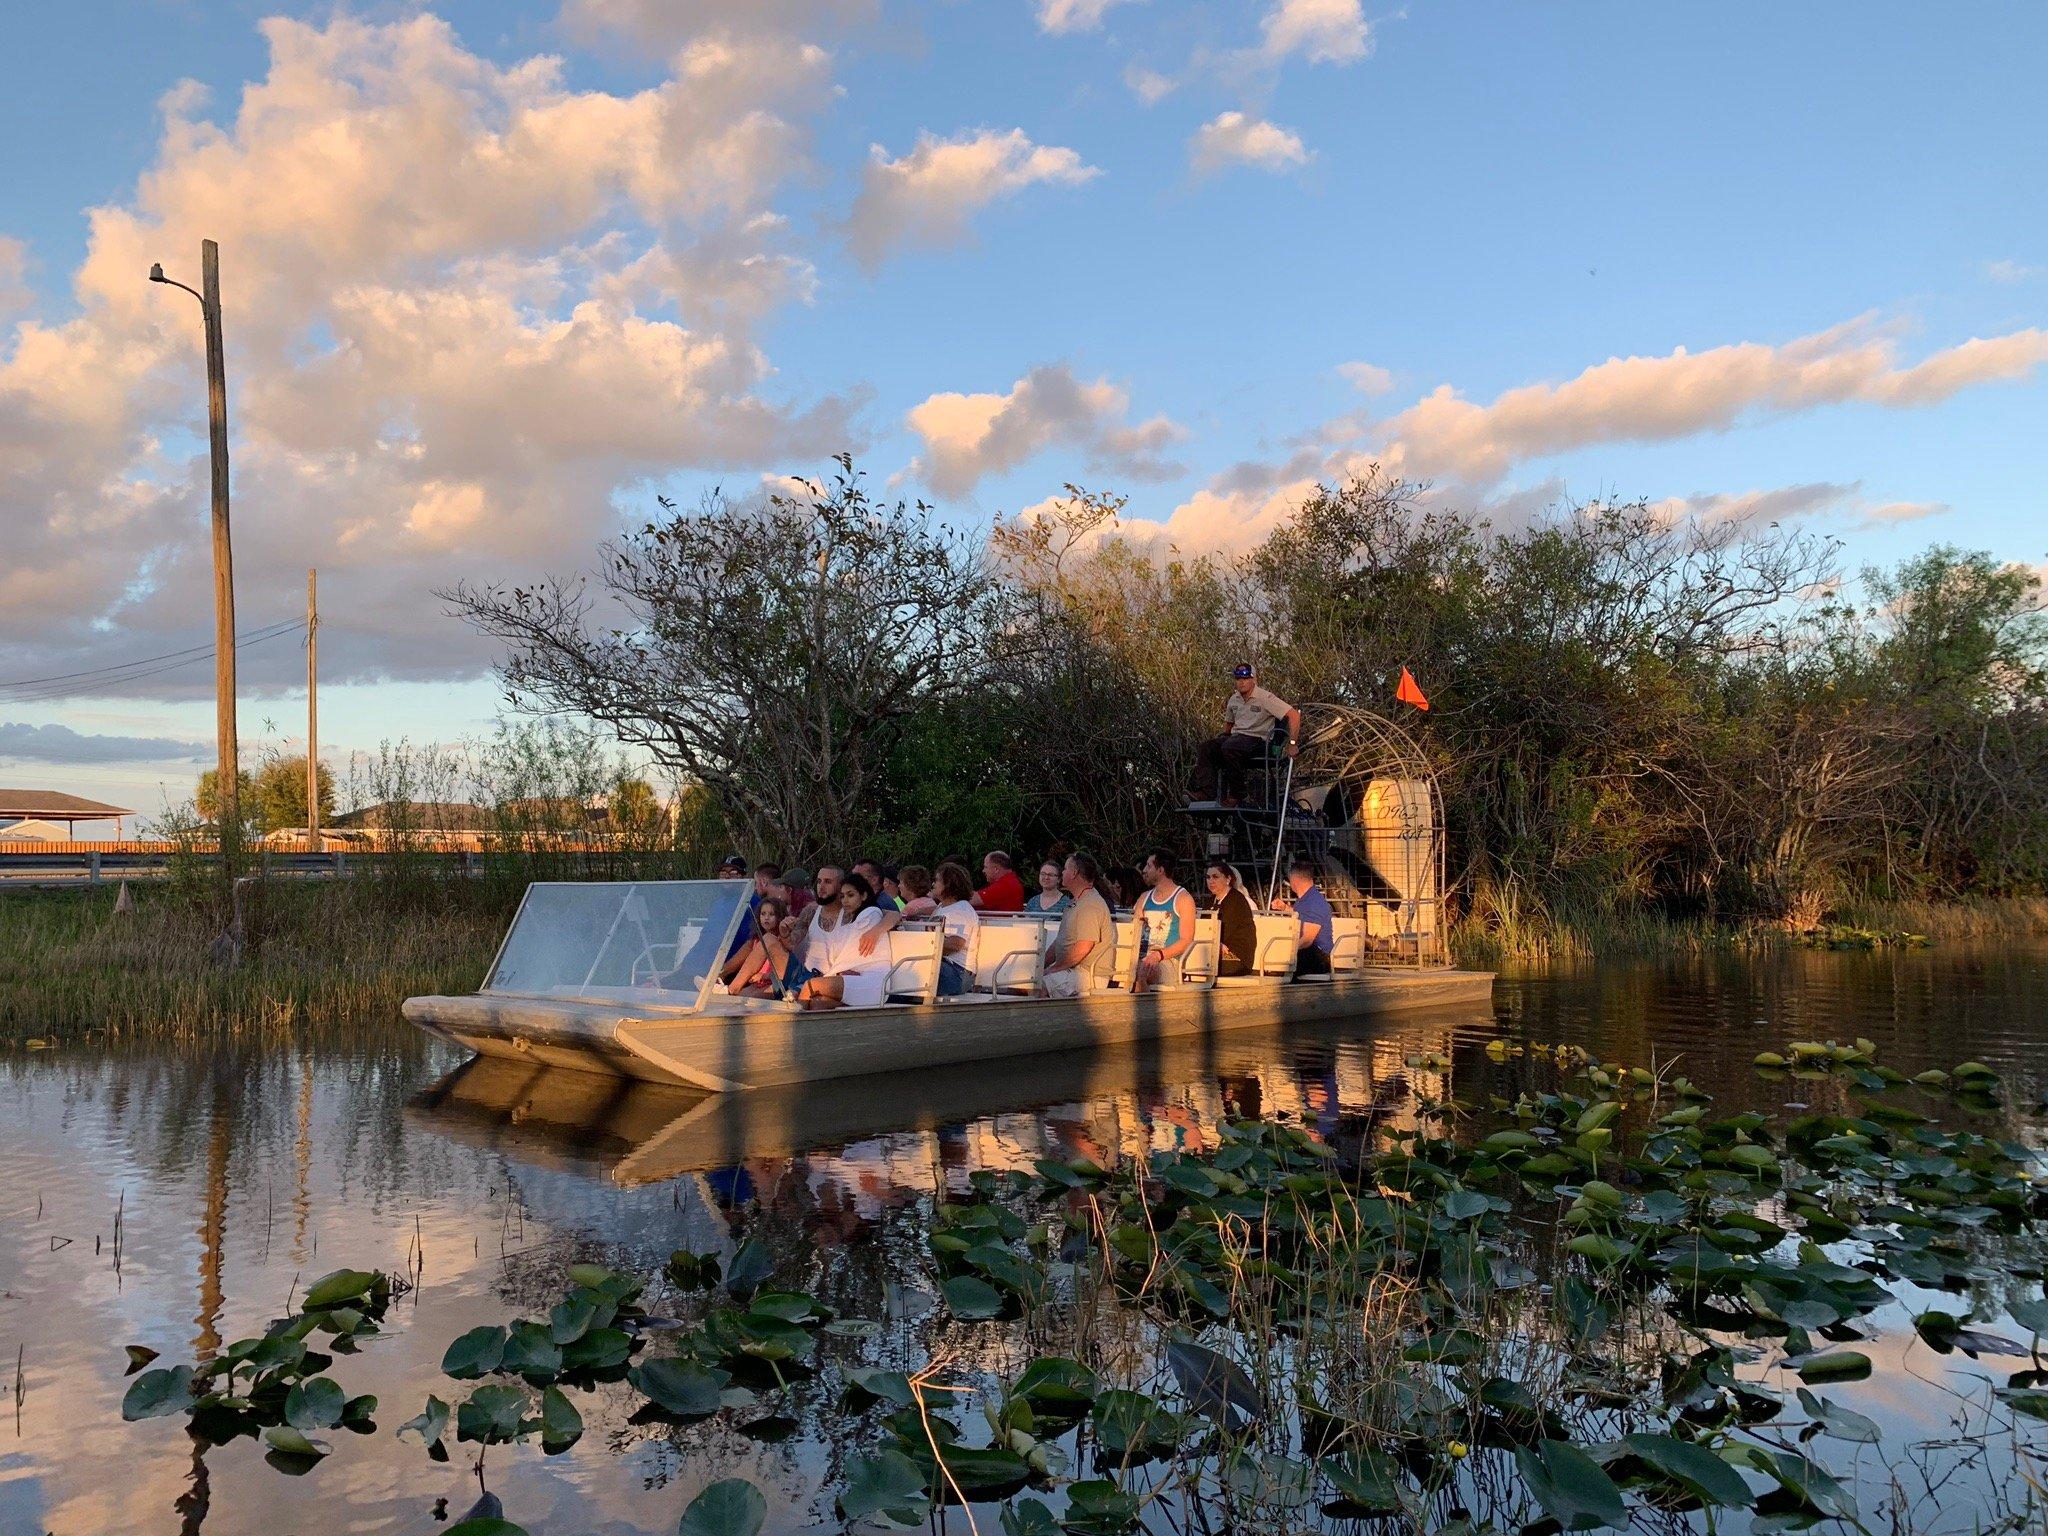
[1192,664,1300,806]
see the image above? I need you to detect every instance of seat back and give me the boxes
[1107,915,1142,990]
[885,924,944,1004]
[1180,912,1223,988]
[974,916,1046,995]
[1328,916,1368,975]
[1252,913,1302,978]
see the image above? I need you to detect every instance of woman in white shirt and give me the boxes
[797,872,891,1010]
[931,862,982,997]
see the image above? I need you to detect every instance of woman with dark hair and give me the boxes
[1203,859,1257,978]
[1105,865,1144,911]
[931,861,982,996]
[798,871,891,1010]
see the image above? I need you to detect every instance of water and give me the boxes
[2,945,2044,1535]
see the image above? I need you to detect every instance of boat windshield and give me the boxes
[484,880,751,1011]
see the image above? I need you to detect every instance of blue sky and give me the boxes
[1,1,2043,824]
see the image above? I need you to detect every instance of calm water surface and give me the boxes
[3,946,2044,1535]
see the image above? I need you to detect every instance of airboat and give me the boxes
[402,705,1493,1091]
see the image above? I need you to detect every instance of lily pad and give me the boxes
[677,1478,767,1536]
[1514,1438,1627,1530]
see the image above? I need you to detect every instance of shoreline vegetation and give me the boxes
[6,874,2045,1043]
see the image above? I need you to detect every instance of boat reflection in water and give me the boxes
[408,1003,1497,1224]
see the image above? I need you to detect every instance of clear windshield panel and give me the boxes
[484,881,750,1010]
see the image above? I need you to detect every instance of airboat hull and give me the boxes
[402,969,1497,1093]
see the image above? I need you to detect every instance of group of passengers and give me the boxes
[713,846,1337,1013]
[709,662,1331,1012]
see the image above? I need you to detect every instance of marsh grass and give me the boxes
[1450,893,2048,967]
[0,879,506,1042]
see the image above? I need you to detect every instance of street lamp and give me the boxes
[150,241,241,874]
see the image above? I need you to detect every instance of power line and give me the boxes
[0,618,304,689]
[0,620,308,703]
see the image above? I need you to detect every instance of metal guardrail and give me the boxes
[0,848,485,886]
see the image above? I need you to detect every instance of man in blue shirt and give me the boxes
[1281,858,1334,979]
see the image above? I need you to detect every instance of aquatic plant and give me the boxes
[115,1042,2048,1533]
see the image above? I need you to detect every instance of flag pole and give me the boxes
[1265,752,1296,907]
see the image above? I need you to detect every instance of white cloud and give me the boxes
[1378,317,2048,485]
[0,720,204,765]
[905,363,1185,497]
[559,0,875,51]
[1036,0,1138,34]
[1337,361,1395,395]
[1984,258,2041,284]
[0,14,858,694]
[845,129,1099,269]
[1123,65,1176,104]
[0,237,29,319]
[1190,111,1310,175]
[1258,0,1371,66]
[1122,316,2048,558]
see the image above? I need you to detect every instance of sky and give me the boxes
[1,0,2043,828]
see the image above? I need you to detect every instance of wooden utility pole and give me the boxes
[201,240,239,872]
[305,569,319,853]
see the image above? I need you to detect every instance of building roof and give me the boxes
[0,789,134,818]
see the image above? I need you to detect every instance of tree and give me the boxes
[445,458,999,858]
[252,756,336,833]
[196,768,256,831]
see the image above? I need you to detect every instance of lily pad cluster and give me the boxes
[116,1041,2048,1534]
[119,1267,389,1471]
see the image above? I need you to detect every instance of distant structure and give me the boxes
[0,790,135,840]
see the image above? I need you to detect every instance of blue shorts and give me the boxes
[937,958,972,997]
[777,961,817,1000]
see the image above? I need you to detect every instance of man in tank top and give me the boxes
[1132,849,1198,994]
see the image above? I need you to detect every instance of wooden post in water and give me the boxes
[305,569,319,853]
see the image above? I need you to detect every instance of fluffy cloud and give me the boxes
[1258,0,1371,66]
[906,364,1185,497]
[1123,65,1177,105]
[1984,258,2041,284]
[1379,318,2048,485]
[0,237,28,318]
[1036,0,1138,34]
[0,14,857,696]
[845,129,1099,269]
[1337,361,1395,395]
[0,721,204,764]
[1190,111,1310,175]
[1124,317,2045,558]
[559,0,875,50]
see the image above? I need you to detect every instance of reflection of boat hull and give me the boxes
[402,970,1496,1092]
[410,999,1491,1184]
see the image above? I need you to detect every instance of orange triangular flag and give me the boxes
[1396,666,1430,711]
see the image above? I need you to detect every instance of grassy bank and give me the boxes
[0,877,508,1042]
[1446,893,2048,968]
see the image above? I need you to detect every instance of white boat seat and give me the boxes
[1328,916,1367,976]
[971,918,1045,996]
[883,924,944,1004]
[1216,913,1300,985]
[1173,913,1222,991]
[1097,915,1137,991]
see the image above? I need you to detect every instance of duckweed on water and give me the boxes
[119,1041,2048,1533]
